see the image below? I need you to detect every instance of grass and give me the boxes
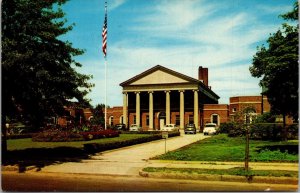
[143,167,298,177]
[7,134,153,150]
[153,134,298,162]
[4,134,157,171]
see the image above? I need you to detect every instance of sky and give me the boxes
[59,0,295,107]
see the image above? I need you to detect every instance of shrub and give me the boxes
[250,123,298,140]
[32,131,84,142]
[6,134,32,139]
[287,124,298,140]
[250,123,281,140]
[79,129,119,140]
[84,131,180,153]
[219,122,236,134]
[32,128,119,142]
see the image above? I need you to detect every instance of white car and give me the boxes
[161,124,179,132]
[203,123,217,135]
[129,124,141,131]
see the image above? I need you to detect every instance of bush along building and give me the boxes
[106,65,296,131]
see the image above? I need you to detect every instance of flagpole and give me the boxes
[103,1,108,130]
[105,56,107,130]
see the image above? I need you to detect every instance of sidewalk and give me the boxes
[30,132,208,176]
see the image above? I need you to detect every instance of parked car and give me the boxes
[114,124,126,131]
[161,124,179,132]
[203,123,217,135]
[129,124,141,132]
[184,123,196,134]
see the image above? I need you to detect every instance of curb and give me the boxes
[139,170,298,185]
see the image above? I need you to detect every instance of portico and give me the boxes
[120,65,219,130]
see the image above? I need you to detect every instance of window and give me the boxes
[211,114,219,125]
[109,116,114,126]
[232,108,237,112]
[133,115,136,124]
[189,115,194,124]
[146,115,149,126]
[175,115,180,125]
[244,112,257,124]
[120,115,123,124]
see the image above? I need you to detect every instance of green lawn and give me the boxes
[7,134,152,150]
[143,167,298,177]
[153,134,298,162]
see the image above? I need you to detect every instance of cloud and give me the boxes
[77,0,288,107]
[132,0,217,32]
[109,0,126,11]
[256,4,293,15]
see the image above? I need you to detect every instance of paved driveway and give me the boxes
[40,131,209,176]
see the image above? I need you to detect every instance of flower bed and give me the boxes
[32,131,84,142]
[32,128,119,142]
[79,129,119,140]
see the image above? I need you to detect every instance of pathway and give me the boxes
[40,131,208,176]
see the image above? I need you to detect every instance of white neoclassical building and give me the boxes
[119,65,220,130]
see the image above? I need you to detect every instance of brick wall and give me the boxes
[203,104,229,126]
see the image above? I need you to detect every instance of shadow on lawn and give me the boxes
[2,147,94,172]
[257,145,298,154]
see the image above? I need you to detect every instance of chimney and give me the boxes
[198,66,208,87]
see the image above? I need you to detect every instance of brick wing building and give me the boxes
[106,65,280,130]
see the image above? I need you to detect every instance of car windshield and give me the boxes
[205,124,216,127]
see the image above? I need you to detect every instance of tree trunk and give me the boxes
[245,124,250,172]
[1,111,8,160]
[283,113,287,141]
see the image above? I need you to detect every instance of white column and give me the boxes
[165,91,171,124]
[194,90,199,129]
[179,90,185,129]
[135,92,140,126]
[149,91,154,129]
[122,92,127,127]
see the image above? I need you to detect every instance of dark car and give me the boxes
[114,124,126,131]
[184,123,196,134]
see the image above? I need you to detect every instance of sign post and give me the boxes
[162,132,168,153]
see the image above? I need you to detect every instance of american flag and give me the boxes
[102,3,107,57]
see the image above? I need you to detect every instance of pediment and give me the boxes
[120,65,201,86]
[130,70,188,85]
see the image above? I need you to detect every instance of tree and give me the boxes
[2,0,94,153]
[91,104,105,126]
[249,2,298,140]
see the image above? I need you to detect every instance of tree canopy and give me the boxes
[249,2,298,121]
[2,0,94,127]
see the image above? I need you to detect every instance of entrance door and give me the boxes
[158,112,166,130]
[159,119,165,130]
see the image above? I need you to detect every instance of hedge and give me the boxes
[6,134,32,139]
[219,122,298,140]
[83,131,180,153]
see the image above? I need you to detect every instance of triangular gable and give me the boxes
[120,65,200,86]
[130,69,189,85]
